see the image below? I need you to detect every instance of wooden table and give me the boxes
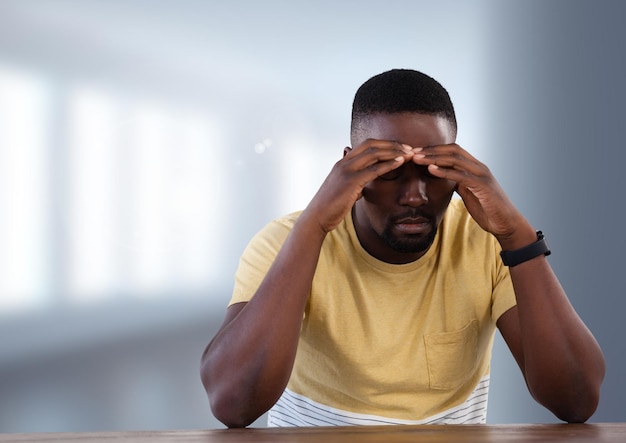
[0,423,624,442]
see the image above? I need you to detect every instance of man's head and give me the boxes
[349,69,458,264]
[351,69,457,145]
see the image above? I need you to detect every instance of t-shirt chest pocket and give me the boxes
[423,320,479,390]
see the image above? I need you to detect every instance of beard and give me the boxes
[380,213,438,253]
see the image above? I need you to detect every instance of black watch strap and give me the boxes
[500,231,551,267]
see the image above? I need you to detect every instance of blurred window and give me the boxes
[0,66,223,314]
[0,66,50,312]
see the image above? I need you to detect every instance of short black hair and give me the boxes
[351,69,457,137]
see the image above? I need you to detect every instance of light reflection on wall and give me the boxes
[0,65,50,312]
[67,86,120,301]
[1,71,228,311]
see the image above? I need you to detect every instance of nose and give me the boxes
[398,172,428,207]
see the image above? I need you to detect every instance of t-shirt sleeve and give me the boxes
[491,240,517,322]
[228,214,297,306]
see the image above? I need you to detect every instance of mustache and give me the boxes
[390,209,435,223]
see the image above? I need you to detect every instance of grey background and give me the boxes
[486,0,626,424]
[0,0,624,433]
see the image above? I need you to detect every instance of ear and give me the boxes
[343,146,352,157]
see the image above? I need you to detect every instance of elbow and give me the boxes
[528,353,605,424]
[200,361,260,428]
[210,395,258,429]
[558,364,605,423]
[556,405,597,424]
[203,382,257,428]
[555,388,601,424]
[533,377,603,424]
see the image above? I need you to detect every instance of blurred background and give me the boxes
[0,0,624,433]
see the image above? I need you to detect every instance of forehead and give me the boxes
[352,112,456,148]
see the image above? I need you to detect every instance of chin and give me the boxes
[384,232,436,254]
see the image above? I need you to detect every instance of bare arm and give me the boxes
[414,144,605,422]
[200,212,327,428]
[495,243,605,423]
[200,141,415,427]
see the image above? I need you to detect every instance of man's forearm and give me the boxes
[201,211,328,427]
[507,255,605,422]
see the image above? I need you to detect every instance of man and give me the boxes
[200,69,605,428]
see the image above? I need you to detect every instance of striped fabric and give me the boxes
[267,376,490,427]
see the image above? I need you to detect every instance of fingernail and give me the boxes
[394,156,404,162]
[412,146,423,152]
[401,144,413,153]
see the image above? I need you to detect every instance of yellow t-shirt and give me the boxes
[230,199,517,426]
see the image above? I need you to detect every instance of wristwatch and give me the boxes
[500,231,551,267]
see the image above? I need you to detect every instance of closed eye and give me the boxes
[378,168,403,181]
[377,164,438,181]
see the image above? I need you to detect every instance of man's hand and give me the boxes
[411,143,531,246]
[305,139,415,234]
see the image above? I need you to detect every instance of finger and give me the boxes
[412,144,478,168]
[366,154,408,178]
[425,163,469,183]
[348,139,413,159]
[412,144,487,178]
[346,140,414,173]
[415,143,478,161]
